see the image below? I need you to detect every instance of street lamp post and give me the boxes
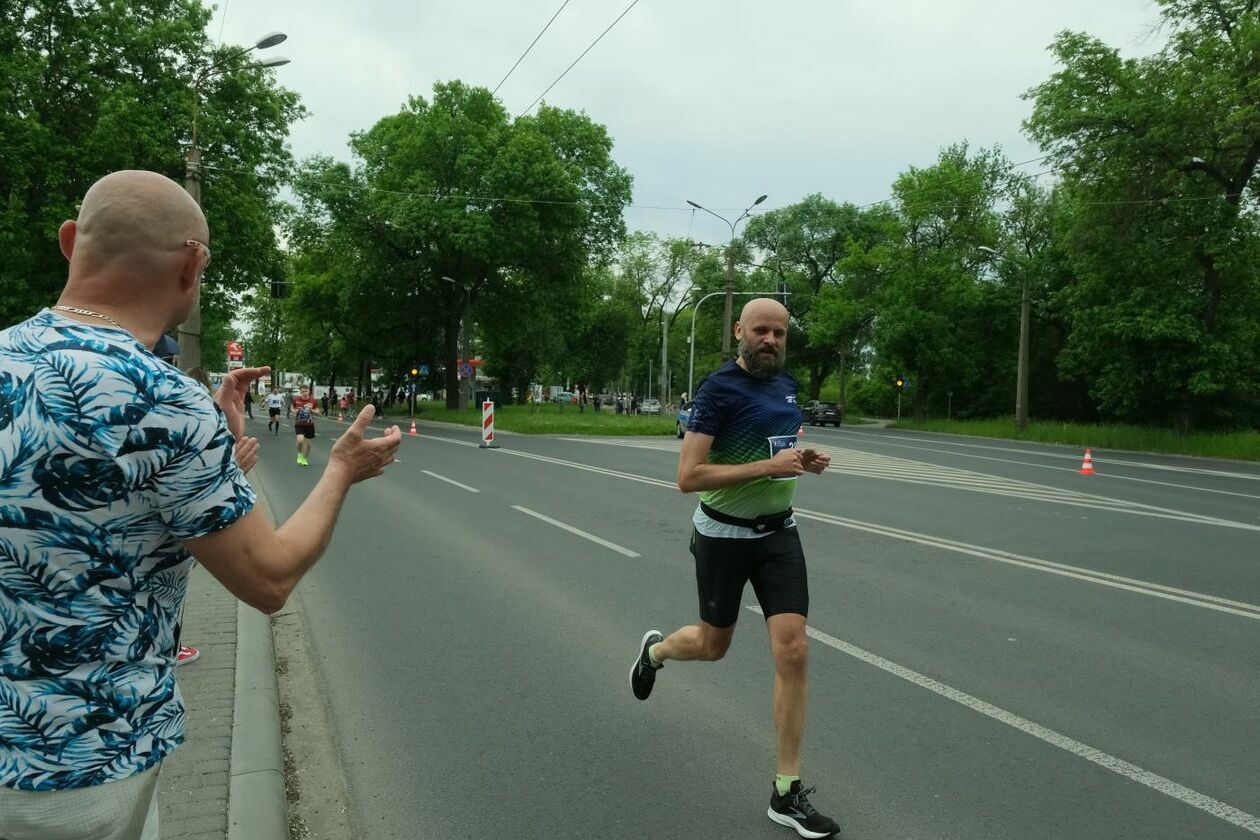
[687,289,790,398]
[685,194,767,358]
[979,245,1030,431]
[177,32,290,370]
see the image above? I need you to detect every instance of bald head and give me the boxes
[74,170,207,265]
[735,297,790,379]
[739,297,789,325]
[56,170,212,340]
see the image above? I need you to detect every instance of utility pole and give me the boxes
[660,314,669,403]
[177,32,290,369]
[686,194,767,359]
[1016,275,1030,432]
[979,246,1030,432]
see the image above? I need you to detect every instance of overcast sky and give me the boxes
[212,0,1164,244]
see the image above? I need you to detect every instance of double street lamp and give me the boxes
[978,245,1030,431]
[685,194,767,358]
[177,32,290,369]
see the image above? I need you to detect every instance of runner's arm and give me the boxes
[676,432,802,493]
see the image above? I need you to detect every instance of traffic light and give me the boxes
[895,377,905,390]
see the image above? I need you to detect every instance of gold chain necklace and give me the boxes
[52,305,126,331]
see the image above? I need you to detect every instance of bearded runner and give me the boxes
[628,298,840,839]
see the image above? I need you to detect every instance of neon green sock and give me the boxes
[775,774,800,796]
[647,643,662,668]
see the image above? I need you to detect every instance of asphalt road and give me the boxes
[245,413,1260,840]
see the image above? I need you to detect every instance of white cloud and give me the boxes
[213,0,1164,244]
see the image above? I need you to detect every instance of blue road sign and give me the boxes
[419,364,430,376]
[459,363,474,379]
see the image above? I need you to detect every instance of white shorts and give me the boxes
[0,764,160,840]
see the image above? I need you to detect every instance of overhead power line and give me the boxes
[517,0,642,118]
[492,0,574,96]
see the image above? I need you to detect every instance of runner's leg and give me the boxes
[767,612,808,775]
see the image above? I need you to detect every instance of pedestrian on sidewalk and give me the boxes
[0,170,402,840]
[244,389,253,418]
[629,298,841,839]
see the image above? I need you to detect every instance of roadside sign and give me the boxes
[459,363,474,379]
[419,364,430,376]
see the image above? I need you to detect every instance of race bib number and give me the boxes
[296,405,312,423]
[767,434,798,481]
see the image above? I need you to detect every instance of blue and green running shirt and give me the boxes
[686,360,802,537]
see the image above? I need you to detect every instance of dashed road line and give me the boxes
[420,469,480,493]
[511,505,640,557]
[748,605,1260,836]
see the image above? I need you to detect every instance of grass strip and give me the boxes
[891,417,1260,461]
[397,403,675,436]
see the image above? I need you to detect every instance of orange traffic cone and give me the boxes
[1079,448,1095,475]
[409,419,418,436]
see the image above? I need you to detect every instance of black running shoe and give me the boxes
[768,781,841,838]
[629,630,664,700]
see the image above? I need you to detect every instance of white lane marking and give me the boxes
[806,443,1260,531]
[833,427,1260,482]
[747,605,1260,836]
[511,505,641,557]
[417,436,1258,620]
[420,469,480,493]
[562,433,1260,505]
[793,508,1260,621]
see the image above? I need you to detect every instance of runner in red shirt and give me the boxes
[290,385,321,466]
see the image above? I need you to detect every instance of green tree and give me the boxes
[1024,0,1260,429]
[0,0,304,354]
[871,143,1008,419]
[289,81,632,408]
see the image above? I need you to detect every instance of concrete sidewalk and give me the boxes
[160,512,287,839]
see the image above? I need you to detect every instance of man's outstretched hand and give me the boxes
[329,405,402,485]
[215,366,271,439]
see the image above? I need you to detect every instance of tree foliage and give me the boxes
[0,0,305,360]
[287,81,632,407]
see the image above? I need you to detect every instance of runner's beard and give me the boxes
[740,338,785,380]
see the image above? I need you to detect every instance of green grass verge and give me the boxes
[403,402,676,436]
[891,417,1260,461]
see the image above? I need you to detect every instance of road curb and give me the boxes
[227,480,287,840]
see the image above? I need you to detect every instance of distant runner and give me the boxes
[629,298,839,839]
[265,386,284,435]
[291,385,320,466]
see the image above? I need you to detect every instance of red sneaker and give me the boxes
[176,645,201,666]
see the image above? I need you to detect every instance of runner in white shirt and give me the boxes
[265,387,284,435]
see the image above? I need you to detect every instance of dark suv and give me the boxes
[806,401,843,426]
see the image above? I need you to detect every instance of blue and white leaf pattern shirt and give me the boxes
[0,310,255,791]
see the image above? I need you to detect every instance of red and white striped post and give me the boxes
[480,400,499,449]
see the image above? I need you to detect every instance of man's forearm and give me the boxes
[271,466,352,592]
[678,460,769,493]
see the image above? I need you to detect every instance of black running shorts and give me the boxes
[294,424,315,439]
[691,527,808,628]
[269,408,281,418]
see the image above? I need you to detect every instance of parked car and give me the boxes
[641,398,661,415]
[552,390,576,404]
[807,401,843,426]
[676,399,694,438]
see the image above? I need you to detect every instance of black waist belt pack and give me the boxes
[700,502,794,533]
